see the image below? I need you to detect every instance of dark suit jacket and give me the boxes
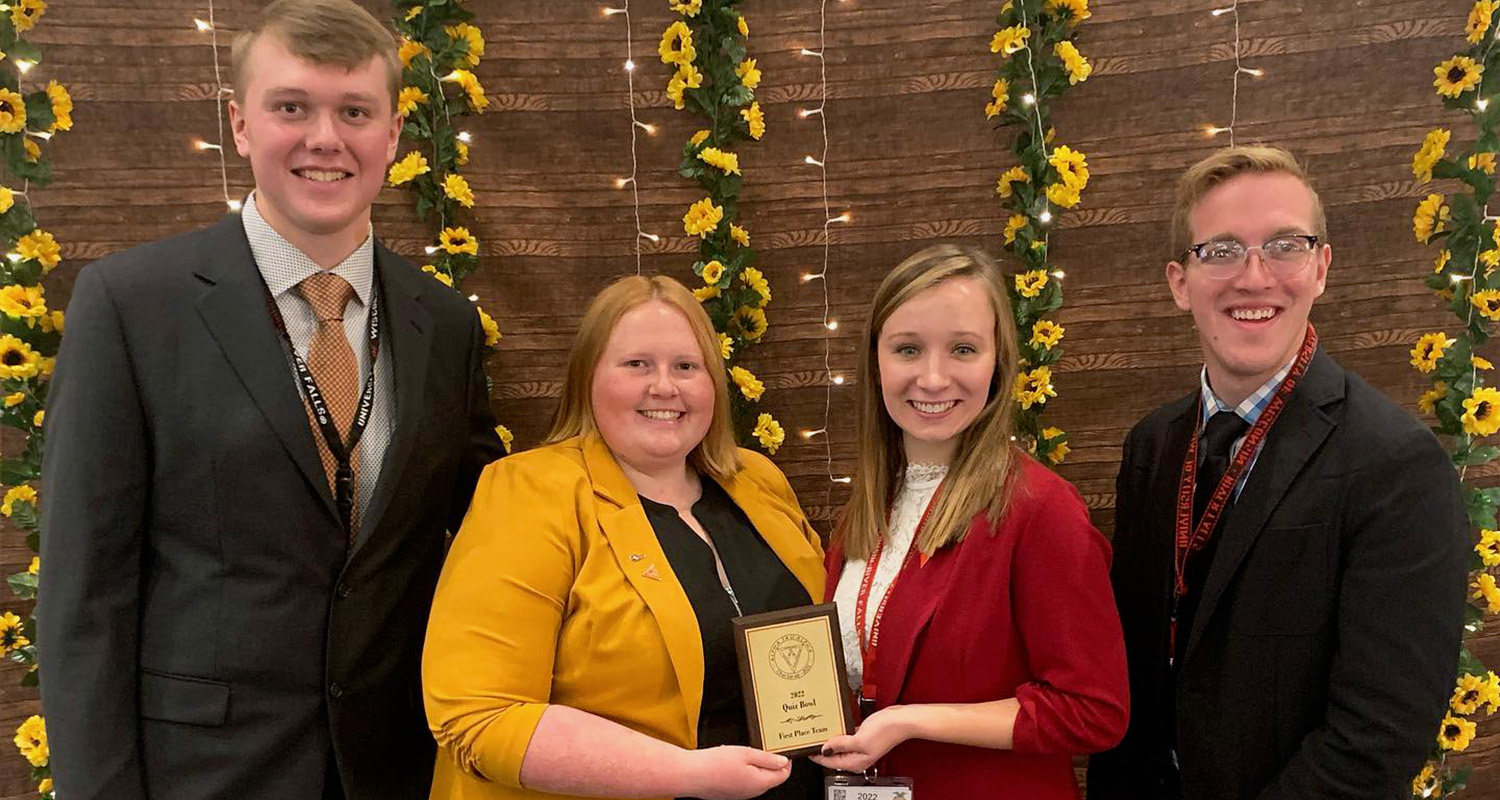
[1087,349,1468,800]
[36,215,504,800]
[825,456,1129,799]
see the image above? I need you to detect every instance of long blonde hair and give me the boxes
[833,244,1021,560]
[546,275,742,480]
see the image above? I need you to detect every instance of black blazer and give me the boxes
[1087,349,1469,800]
[37,216,504,800]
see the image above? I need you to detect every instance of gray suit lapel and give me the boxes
[191,216,339,525]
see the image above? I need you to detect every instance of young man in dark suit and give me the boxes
[1087,145,1469,800]
[36,2,503,798]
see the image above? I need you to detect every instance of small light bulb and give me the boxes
[615,177,632,189]
[624,59,635,72]
[1240,67,1264,77]
[442,70,464,82]
[1052,270,1066,280]
[640,232,660,242]
[468,294,479,302]
[1205,125,1230,137]
[830,212,851,224]
[603,6,626,15]
[194,18,213,32]
[636,121,657,135]
[6,253,21,263]
[831,375,846,385]
[424,246,439,255]
[457,131,473,143]
[226,199,243,211]
[194,140,222,151]
[1480,99,1492,111]
[800,48,822,57]
[1021,93,1035,106]
[833,476,852,484]
[30,130,51,141]
[801,272,820,283]
[1211,5,1235,16]
[1038,210,1053,223]
[805,155,824,167]
[826,320,839,331]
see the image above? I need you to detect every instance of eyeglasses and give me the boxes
[1180,234,1320,280]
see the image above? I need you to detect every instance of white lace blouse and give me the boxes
[832,463,948,691]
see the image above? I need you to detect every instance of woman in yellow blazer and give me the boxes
[424,275,826,800]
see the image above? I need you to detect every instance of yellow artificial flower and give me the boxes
[421,265,454,287]
[683,197,724,238]
[0,334,40,380]
[17,229,59,272]
[446,69,490,113]
[443,173,475,208]
[1476,355,1494,370]
[1474,289,1500,320]
[753,413,784,454]
[730,365,765,401]
[693,285,720,302]
[1055,41,1092,84]
[446,23,486,67]
[698,146,741,175]
[741,266,772,307]
[1478,528,1500,566]
[439,226,479,255]
[1,484,35,517]
[38,356,52,377]
[22,138,38,163]
[985,78,1010,119]
[405,6,421,20]
[10,0,44,33]
[1462,386,1500,436]
[0,88,25,134]
[1412,128,1450,184]
[477,306,501,347]
[37,777,50,796]
[31,409,41,427]
[1040,426,1070,464]
[990,25,1031,56]
[1469,0,1497,43]
[3,392,23,408]
[1044,0,1091,22]
[0,284,45,321]
[1046,182,1082,209]
[1435,249,1451,274]
[1413,194,1450,242]
[996,165,1029,198]
[689,130,711,148]
[39,309,62,334]
[1435,55,1484,98]
[1453,672,1492,714]
[1003,214,1027,245]
[387,151,430,186]
[1050,145,1090,191]
[736,58,762,91]
[666,62,703,110]
[741,101,765,140]
[671,0,703,17]
[397,86,428,117]
[0,186,12,216]
[398,38,430,68]
[659,21,696,67]
[1015,269,1049,298]
[730,223,750,247]
[733,305,768,340]
[13,715,46,767]
[1030,319,1065,348]
[1472,151,1497,174]
[718,332,734,360]
[1014,366,1057,410]
[495,424,514,454]
[700,259,725,284]
[1485,671,1500,714]
[27,556,36,575]
[0,610,27,653]
[1438,714,1477,751]
[1474,572,1500,613]
[1419,382,1447,416]
[1412,763,1441,798]
[738,14,749,36]
[456,140,469,166]
[45,80,70,133]
[1411,332,1455,373]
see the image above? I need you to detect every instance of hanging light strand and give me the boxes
[1205,3,1263,145]
[607,3,655,272]
[197,5,239,212]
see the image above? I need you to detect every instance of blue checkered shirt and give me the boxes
[1198,357,1296,499]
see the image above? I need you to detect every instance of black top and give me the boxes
[639,477,821,800]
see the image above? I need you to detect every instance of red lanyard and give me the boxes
[1169,324,1317,653]
[854,478,944,703]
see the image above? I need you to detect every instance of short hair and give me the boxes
[833,243,1022,561]
[546,275,742,480]
[231,0,401,109]
[1171,145,1327,257]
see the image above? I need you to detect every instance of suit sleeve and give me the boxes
[36,264,149,800]
[447,305,504,533]
[1009,469,1131,755]
[1253,427,1467,800]
[423,454,582,788]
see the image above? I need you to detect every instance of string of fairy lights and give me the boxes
[193,4,241,213]
[604,3,659,274]
[795,0,852,486]
[1204,2,1264,144]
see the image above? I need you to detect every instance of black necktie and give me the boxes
[1194,410,1250,525]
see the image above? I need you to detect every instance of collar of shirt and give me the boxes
[1198,355,1297,433]
[240,191,375,306]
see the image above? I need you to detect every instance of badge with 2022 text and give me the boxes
[732,603,854,757]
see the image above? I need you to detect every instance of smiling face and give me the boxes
[1167,171,1329,405]
[876,277,998,465]
[591,301,717,475]
[229,33,400,261]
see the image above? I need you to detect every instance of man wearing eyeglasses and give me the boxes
[1087,145,1468,800]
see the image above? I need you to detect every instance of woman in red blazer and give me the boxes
[812,244,1128,798]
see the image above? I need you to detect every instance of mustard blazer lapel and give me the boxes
[720,465,825,603]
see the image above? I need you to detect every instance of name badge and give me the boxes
[825,775,913,800]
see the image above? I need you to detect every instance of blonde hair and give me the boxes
[834,244,1022,560]
[546,275,742,480]
[1171,145,1327,257]
[231,0,401,108]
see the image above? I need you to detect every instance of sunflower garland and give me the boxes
[988,0,1090,467]
[660,0,779,452]
[1408,2,1500,793]
[391,2,509,451]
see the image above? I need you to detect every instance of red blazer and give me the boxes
[825,455,1129,799]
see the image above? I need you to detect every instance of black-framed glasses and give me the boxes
[1180,234,1320,280]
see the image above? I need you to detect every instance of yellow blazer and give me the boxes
[423,433,826,800]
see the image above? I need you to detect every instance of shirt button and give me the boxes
[329,683,343,699]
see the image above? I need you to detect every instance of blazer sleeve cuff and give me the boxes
[438,700,549,789]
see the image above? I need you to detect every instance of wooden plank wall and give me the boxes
[2,0,1497,795]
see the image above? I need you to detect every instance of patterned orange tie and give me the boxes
[296,272,361,538]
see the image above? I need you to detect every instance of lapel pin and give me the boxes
[629,552,644,562]
[642,564,662,581]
